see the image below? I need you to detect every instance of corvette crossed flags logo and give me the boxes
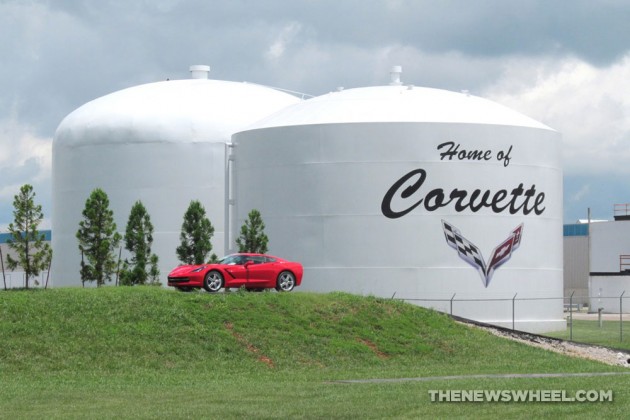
[441,220,524,288]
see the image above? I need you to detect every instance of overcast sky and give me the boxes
[1,0,630,230]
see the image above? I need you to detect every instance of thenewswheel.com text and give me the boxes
[428,390,613,403]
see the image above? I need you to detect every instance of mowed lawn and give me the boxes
[547,318,630,350]
[1,288,628,418]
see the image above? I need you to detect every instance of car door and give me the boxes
[222,255,249,287]
[244,256,275,287]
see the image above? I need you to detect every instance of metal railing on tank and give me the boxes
[614,203,630,220]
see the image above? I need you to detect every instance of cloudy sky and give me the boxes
[1,0,630,229]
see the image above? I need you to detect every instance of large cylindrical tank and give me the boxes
[52,66,300,287]
[232,78,563,333]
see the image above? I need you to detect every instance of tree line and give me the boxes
[1,184,268,289]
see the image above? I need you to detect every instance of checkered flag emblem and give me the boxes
[442,220,524,287]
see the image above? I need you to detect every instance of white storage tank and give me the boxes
[232,68,564,333]
[52,66,300,286]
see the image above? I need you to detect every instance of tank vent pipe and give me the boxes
[190,65,210,79]
[389,65,402,86]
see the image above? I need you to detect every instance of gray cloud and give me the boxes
[1,0,630,226]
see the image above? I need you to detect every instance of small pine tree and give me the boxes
[120,201,160,286]
[148,254,161,286]
[176,200,215,265]
[236,209,269,254]
[5,184,52,289]
[76,188,121,287]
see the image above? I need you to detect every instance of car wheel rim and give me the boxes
[207,273,222,291]
[278,273,295,291]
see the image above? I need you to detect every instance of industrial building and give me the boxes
[564,206,630,313]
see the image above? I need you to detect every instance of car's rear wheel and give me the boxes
[275,271,296,292]
[203,271,224,293]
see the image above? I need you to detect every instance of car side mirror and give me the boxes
[244,261,253,268]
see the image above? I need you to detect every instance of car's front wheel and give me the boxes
[275,271,296,292]
[203,271,224,293]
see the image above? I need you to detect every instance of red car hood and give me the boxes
[168,264,207,276]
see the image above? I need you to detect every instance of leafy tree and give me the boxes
[119,201,160,286]
[236,209,269,254]
[76,188,121,287]
[5,184,52,289]
[176,200,214,265]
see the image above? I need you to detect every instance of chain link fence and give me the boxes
[397,293,630,348]
[558,292,629,347]
[1,271,51,289]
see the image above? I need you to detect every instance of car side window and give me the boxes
[249,256,265,264]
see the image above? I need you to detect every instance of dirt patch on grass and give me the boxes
[225,322,274,368]
[357,338,389,359]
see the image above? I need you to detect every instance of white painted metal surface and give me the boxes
[233,83,564,333]
[52,72,300,287]
[589,275,630,313]
[590,220,630,272]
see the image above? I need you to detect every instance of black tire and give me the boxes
[203,271,224,293]
[275,271,296,292]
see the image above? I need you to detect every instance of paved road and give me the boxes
[567,312,627,321]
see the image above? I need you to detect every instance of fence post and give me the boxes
[450,293,456,316]
[0,246,6,291]
[44,255,52,289]
[512,293,517,331]
[569,291,575,341]
[621,291,625,343]
[115,246,122,286]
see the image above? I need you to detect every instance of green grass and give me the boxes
[0,287,628,418]
[547,319,630,349]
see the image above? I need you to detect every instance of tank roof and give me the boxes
[243,85,554,131]
[54,79,301,147]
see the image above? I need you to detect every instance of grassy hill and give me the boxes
[0,287,628,418]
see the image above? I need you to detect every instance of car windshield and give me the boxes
[219,254,247,265]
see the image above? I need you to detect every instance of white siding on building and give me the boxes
[590,220,630,272]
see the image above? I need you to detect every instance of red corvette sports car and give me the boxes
[167,253,303,293]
